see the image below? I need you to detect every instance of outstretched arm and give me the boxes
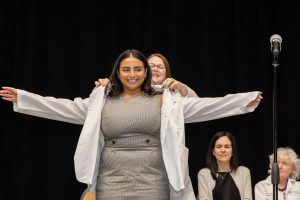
[183,91,263,123]
[1,86,91,125]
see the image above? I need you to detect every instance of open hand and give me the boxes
[0,87,17,103]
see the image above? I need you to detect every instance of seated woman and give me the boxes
[197,131,252,200]
[255,147,300,200]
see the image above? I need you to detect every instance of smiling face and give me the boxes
[278,155,295,183]
[118,56,146,94]
[213,136,233,165]
[148,56,167,85]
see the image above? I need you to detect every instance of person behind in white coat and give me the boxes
[148,53,198,97]
[197,131,253,200]
[0,49,263,200]
[255,147,300,200]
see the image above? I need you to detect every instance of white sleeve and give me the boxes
[13,89,89,125]
[254,181,268,200]
[183,91,260,123]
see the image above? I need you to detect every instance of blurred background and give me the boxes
[1,0,299,199]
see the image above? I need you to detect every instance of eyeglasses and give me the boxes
[149,63,165,70]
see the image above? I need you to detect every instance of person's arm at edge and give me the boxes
[197,169,211,200]
[254,181,267,200]
[243,167,253,200]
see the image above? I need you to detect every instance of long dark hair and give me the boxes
[106,49,154,97]
[206,131,239,179]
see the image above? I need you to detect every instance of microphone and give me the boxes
[270,34,282,56]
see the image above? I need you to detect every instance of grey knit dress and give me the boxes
[96,94,170,200]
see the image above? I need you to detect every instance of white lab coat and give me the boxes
[255,175,300,200]
[13,86,260,200]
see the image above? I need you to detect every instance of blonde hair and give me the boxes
[268,147,300,180]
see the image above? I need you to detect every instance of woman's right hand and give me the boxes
[95,78,110,88]
[162,78,189,97]
[0,87,17,103]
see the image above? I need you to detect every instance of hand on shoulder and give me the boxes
[162,78,188,97]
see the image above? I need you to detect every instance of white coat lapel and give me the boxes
[74,86,106,184]
[160,89,173,144]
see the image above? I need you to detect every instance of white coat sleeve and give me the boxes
[183,91,260,123]
[13,89,89,125]
[254,181,268,200]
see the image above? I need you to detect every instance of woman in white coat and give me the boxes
[87,52,199,200]
[0,49,262,200]
[255,147,300,200]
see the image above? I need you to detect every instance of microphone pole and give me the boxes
[270,34,282,200]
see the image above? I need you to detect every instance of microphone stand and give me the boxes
[271,55,279,200]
